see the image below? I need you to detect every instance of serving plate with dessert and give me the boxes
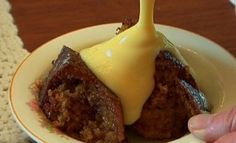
[9,0,236,143]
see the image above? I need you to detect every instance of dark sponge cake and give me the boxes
[39,46,126,143]
[131,50,208,139]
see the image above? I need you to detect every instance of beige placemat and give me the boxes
[0,0,31,142]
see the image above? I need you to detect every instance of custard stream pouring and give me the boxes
[80,0,191,125]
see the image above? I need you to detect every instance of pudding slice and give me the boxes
[132,50,209,139]
[38,47,126,143]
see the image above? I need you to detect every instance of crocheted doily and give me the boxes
[0,0,31,142]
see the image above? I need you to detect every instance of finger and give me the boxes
[188,106,236,142]
[214,132,236,143]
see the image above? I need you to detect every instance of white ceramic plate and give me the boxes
[9,23,236,143]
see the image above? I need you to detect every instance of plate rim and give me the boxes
[9,23,236,143]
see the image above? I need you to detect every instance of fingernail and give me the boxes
[188,114,212,130]
[191,129,207,140]
[188,114,213,140]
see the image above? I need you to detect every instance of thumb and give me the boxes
[214,132,236,143]
[188,106,236,142]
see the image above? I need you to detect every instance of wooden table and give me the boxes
[10,0,236,56]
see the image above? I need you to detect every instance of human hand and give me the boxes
[188,106,236,143]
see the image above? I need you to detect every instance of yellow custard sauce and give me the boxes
[80,0,190,125]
